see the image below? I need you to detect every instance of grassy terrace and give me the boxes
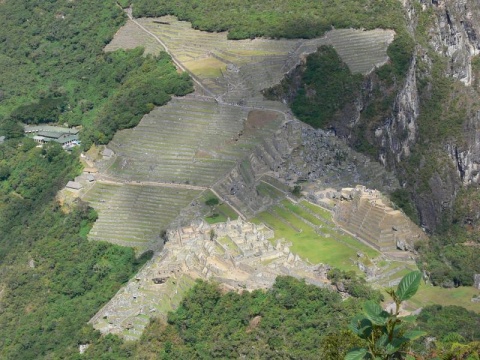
[256,181,285,201]
[217,237,242,256]
[409,284,480,313]
[104,20,163,55]
[251,199,379,273]
[84,183,201,252]
[256,200,479,312]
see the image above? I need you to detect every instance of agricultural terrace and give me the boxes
[105,20,163,55]
[83,183,201,252]
[106,97,283,185]
[111,15,394,102]
[90,13,395,252]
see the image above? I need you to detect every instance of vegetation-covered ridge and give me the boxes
[129,0,407,40]
[82,276,377,359]
[0,0,181,358]
[83,273,480,360]
[129,0,414,87]
[0,0,192,147]
[0,138,151,359]
[264,45,364,130]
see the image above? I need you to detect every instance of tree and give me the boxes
[0,118,24,139]
[205,197,220,207]
[346,271,426,360]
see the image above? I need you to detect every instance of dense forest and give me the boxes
[129,0,406,40]
[0,0,186,358]
[81,275,480,359]
[0,137,153,359]
[0,0,192,146]
[82,276,372,359]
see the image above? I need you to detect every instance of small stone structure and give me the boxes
[474,274,480,290]
[89,219,329,341]
[101,148,114,159]
[332,185,426,251]
[66,181,82,191]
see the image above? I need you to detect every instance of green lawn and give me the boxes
[281,200,325,226]
[300,200,332,220]
[253,200,480,312]
[406,283,480,313]
[202,191,239,224]
[253,201,380,273]
[217,237,241,256]
[205,213,228,224]
[256,182,285,200]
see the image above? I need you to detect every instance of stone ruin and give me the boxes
[474,274,480,290]
[89,218,330,341]
[210,119,401,220]
[328,185,427,252]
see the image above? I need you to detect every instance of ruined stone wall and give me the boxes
[89,218,329,340]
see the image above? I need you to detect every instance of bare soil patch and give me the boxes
[245,110,280,133]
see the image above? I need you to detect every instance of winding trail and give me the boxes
[124,8,217,99]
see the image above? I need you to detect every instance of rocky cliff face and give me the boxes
[426,0,480,86]
[373,0,480,230]
[429,0,480,189]
[264,0,480,231]
[376,57,420,166]
[410,0,480,229]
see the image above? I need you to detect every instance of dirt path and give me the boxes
[96,175,208,191]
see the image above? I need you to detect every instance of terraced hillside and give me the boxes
[83,183,201,251]
[104,20,163,55]
[252,199,380,273]
[85,11,397,252]
[106,97,283,185]
[112,15,394,103]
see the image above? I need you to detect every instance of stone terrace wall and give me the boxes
[333,186,427,251]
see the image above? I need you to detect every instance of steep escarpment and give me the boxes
[401,0,480,230]
[263,0,480,286]
[272,0,480,234]
[213,118,399,218]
